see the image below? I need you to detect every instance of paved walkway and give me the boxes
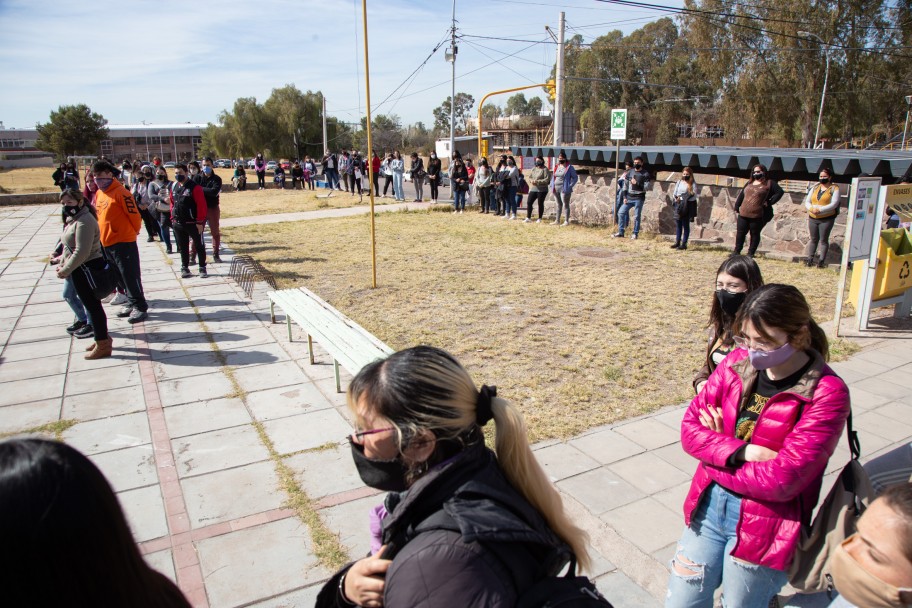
[1,203,910,607]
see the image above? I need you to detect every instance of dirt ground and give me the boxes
[223,209,855,441]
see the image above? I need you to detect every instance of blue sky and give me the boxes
[0,0,678,130]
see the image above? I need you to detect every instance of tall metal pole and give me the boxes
[361,0,377,289]
[322,94,329,154]
[799,31,830,150]
[554,11,565,147]
[902,95,912,151]
[449,0,456,162]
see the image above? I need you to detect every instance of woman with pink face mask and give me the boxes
[667,284,850,608]
[827,482,912,608]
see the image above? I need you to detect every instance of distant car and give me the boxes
[215,159,232,168]
[266,161,277,172]
[163,162,176,168]
[279,160,291,170]
[247,159,257,169]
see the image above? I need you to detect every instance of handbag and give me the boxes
[66,243,116,300]
[788,412,874,594]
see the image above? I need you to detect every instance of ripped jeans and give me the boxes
[665,483,787,608]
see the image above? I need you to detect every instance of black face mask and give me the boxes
[175,174,187,183]
[819,177,830,184]
[349,438,409,492]
[535,161,544,167]
[634,163,642,170]
[62,204,79,217]
[716,289,747,317]
[752,172,764,180]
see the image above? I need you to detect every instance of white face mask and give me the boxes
[830,536,912,608]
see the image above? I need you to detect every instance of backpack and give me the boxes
[788,412,875,594]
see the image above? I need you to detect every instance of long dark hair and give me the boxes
[734,284,829,360]
[708,255,764,346]
[0,439,192,608]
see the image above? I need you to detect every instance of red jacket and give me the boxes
[681,348,850,571]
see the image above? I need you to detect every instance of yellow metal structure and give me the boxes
[362,0,377,289]
[849,228,912,303]
[477,83,549,164]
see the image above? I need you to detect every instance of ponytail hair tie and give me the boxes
[476,385,497,426]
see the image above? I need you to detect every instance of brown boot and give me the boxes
[86,342,97,352]
[85,338,113,360]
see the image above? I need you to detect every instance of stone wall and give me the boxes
[543,172,848,262]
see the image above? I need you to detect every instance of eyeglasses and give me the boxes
[350,427,395,444]
[733,335,786,352]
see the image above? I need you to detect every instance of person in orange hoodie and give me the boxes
[91,160,149,324]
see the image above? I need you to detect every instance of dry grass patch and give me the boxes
[224,211,847,442]
[218,188,397,219]
[0,167,60,193]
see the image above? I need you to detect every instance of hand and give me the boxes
[55,267,65,279]
[343,546,392,607]
[698,407,724,433]
[810,205,819,214]
[744,445,778,462]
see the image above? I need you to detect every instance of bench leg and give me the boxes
[334,360,341,393]
[307,335,315,365]
[269,300,276,324]
[286,315,292,342]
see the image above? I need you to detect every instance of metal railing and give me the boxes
[228,255,277,298]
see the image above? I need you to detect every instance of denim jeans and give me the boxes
[454,188,466,210]
[505,185,517,215]
[675,219,691,245]
[63,276,87,323]
[618,196,645,235]
[393,172,404,200]
[666,483,788,608]
[105,241,148,312]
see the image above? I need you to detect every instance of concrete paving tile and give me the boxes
[247,584,322,608]
[312,376,353,405]
[614,418,680,450]
[586,544,618,578]
[62,412,151,455]
[119,484,168,543]
[158,370,235,407]
[173,424,269,478]
[594,570,662,607]
[534,442,602,482]
[147,336,215,361]
[0,316,15,331]
[854,410,912,443]
[0,400,61,433]
[90,444,158,492]
[62,384,147,421]
[209,326,277,351]
[65,345,139,372]
[0,330,9,347]
[221,341,290,367]
[0,305,24,319]
[163,397,251,438]
[873,366,912,388]
[851,376,909,401]
[871,401,912,425]
[262,408,353,455]
[232,360,310,394]
[7,323,71,344]
[608,452,691,495]
[64,363,141,396]
[652,542,676,569]
[557,467,646,515]
[850,387,894,411]
[653,406,687,431]
[182,461,284,528]
[320,493,381,561]
[0,293,29,307]
[569,428,647,465]
[651,442,699,476]
[144,549,177,584]
[245,383,335,421]
[285,443,363,500]
[152,351,222,381]
[600,496,683,554]
[10,311,69,330]
[652,481,692,515]
[0,353,68,382]
[0,373,65,406]
[851,348,910,370]
[197,518,328,608]
[0,337,71,361]
[20,300,73,317]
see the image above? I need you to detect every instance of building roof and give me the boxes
[107,123,208,131]
[509,145,912,181]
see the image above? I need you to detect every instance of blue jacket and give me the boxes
[549,163,578,194]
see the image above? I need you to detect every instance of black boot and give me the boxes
[804,257,815,267]
[670,242,680,249]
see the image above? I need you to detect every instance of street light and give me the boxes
[798,31,831,150]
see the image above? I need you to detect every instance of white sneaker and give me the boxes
[523,218,531,223]
[511,214,517,220]
[562,220,569,226]
[459,210,464,214]
[109,292,128,306]
[551,220,559,225]
[536,219,542,223]
[453,210,458,214]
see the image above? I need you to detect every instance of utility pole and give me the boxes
[902,95,912,151]
[448,0,457,162]
[322,94,328,153]
[554,11,565,147]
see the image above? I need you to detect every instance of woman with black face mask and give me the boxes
[732,164,784,257]
[803,168,841,268]
[693,255,763,394]
[317,346,592,608]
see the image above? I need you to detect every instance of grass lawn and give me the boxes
[218,187,399,219]
[222,209,855,442]
[0,167,60,193]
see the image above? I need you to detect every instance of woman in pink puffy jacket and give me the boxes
[666,284,851,608]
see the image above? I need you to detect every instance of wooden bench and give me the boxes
[267,287,394,392]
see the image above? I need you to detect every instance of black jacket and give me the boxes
[317,441,570,608]
[193,173,222,208]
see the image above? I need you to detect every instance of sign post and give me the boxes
[610,109,627,225]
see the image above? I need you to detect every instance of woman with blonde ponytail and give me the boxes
[316,345,591,608]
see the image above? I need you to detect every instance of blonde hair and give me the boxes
[348,346,591,572]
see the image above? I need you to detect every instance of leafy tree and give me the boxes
[527,97,544,115]
[505,93,529,116]
[35,104,109,161]
[355,114,402,152]
[432,92,476,135]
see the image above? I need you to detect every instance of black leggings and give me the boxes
[70,259,108,340]
[174,223,206,270]
[256,171,266,188]
[383,175,393,195]
[527,191,546,219]
[734,215,765,256]
[429,177,439,201]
